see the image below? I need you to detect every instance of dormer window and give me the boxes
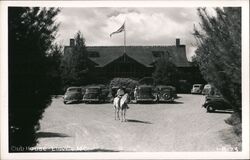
[166,51,171,58]
[88,51,100,58]
[152,51,164,57]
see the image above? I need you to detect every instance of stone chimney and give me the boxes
[70,39,75,47]
[176,38,180,47]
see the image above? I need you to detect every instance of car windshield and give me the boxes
[204,85,211,89]
[139,87,152,94]
[67,88,81,92]
[194,85,201,88]
[209,88,222,96]
[160,87,170,91]
[86,88,100,93]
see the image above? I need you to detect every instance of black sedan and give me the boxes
[134,85,158,103]
[82,86,106,103]
[155,85,175,103]
[63,87,83,104]
[202,91,232,112]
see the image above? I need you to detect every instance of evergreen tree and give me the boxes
[152,55,179,87]
[8,7,60,151]
[193,8,241,125]
[47,44,63,94]
[61,31,89,87]
[190,55,199,67]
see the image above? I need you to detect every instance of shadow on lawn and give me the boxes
[158,101,183,104]
[171,101,183,104]
[36,132,70,138]
[126,119,152,124]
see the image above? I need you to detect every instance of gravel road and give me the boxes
[34,94,235,152]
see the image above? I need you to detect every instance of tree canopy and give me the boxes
[193,7,241,114]
[60,31,90,87]
[47,44,63,94]
[152,55,179,87]
[8,7,60,150]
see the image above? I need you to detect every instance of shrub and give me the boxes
[109,78,139,89]
[225,112,242,136]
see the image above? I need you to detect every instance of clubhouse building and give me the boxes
[64,38,204,90]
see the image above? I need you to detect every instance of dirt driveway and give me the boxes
[34,94,236,152]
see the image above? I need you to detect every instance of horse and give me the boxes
[113,93,130,122]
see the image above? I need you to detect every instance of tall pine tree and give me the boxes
[152,54,179,87]
[193,7,241,125]
[61,31,89,87]
[9,7,60,151]
[47,44,63,94]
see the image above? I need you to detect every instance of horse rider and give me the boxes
[116,86,129,109]
[117,86,125,98]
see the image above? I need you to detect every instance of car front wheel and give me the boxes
[206,105,215,113]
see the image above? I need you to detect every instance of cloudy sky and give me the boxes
[55,7,204,60]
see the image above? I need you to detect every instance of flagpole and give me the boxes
[124,21,126,54]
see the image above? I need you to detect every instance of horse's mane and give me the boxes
[114,93,129,108]
[120,93,129,104]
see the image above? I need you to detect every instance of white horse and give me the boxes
[113,93,129,122]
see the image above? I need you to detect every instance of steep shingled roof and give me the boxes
[64,45,191,68]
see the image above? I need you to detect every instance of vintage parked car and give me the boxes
[191,84,204,94]
[82,86,106,103]
[202,84,212,95]
[202,89,232,112]
[155,85,175,102]
[63,87,83,104]
[166,85,177,98]
[134,85,157,103]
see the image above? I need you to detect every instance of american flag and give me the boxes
[110,22,125,37]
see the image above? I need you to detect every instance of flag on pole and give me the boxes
[110,22,125,37]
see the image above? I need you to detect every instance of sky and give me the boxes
[55,7,204,60]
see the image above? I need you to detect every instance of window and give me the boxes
[152,51,164,57]
[166,51,171,58]
[88,51,100,58]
